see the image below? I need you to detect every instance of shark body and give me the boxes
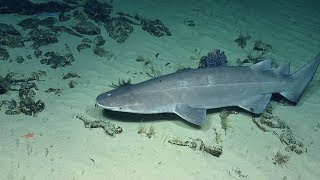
[96,53,320,126]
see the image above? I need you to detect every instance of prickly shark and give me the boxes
[96,52,320,126]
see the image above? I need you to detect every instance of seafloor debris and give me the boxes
[141,19,171,37]
[273,151,290,167]
[40,51,75,69]
[252,104,305,154]
[105,17,134,43]
[168,137,222,157]
[73,21,101,35]
[84,0,113,23]
[137,124,155,138]
[234,34,251,49]
[109,79,131,88]
[198,49,228,68]
[219,109,238,133]
[76,114,123,137]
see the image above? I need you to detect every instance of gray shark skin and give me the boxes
[96,52,320,126]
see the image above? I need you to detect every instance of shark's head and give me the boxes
[96,85,149,113]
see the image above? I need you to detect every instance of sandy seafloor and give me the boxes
[0,0,320,179]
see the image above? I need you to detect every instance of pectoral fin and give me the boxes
[174,104,207,126]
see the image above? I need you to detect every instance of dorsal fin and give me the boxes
[250,59,272,71]
[274,63,290,75]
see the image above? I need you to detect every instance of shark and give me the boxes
[96,52,320,126]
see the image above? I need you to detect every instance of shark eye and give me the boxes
[119,106,124,110]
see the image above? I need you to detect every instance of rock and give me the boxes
[0,23,21,35]
[93,46,113,59]
[39,17,57,28]
[77,43,91,52]
[62,73,80,79]
[73,10,87,22]
[51,26,84,38]
[141,19,171,37]
[34,49,42,58]
[84,0,113,22]
[19,99,45,116]
[105,17,134,43]
[0,47,10,61]
[68,80,77,88]
[0,23,25,48]
[28,29,59,48]
[0,34,25,48]
[82,38,92,44]
[17,18,40,30]
[94,35,105,46]
[40,51,75,69]
[0,0,75,15]
[73,21,101,35]
[59,11,71,21]
[15,56,25,63]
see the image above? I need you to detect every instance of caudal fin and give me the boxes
[280,52,320,103]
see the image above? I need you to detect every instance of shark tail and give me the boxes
[280,52,320,103]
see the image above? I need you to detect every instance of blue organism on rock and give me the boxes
[198,49,228,68]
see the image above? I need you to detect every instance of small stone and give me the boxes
[93,46,112,58]
[73,21,101,35]
[0,47,10,61]
[94,35,105,46]
[28,29,59,48]
[82,38,92,44]
[59,11,71,21]
[17,18,40,30]
[68,80,77,88]
[39,17,57,28]
[77,43,91,52]
[15,56,25,63]
[141,19,171,37]
[84,0,113,22]
[26,55,32,59]
[0,23,21,35]
[34,49,42,58]
[105,17,133,43]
